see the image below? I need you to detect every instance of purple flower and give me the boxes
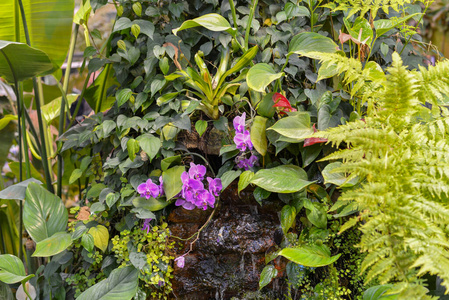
[188,162,206,181]
[236,154,258,170]
[234,130,253,152]
[175,198,196,210]
[207,177,222,197]
[142,218,152,234]
[197,190,215,210]
[159,176,164,196]
[137,179,160,199]
[175,256,185,268]
[233,112,246,133]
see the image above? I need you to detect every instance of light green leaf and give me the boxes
[251,165,314,193]
[0,0,74,68]
[217,46,258,89]
[162,165,185,200]
[247,63,284,92]
[0,254,34,284]
[133,197,170,212]
[221,170,242,191]
[363,285,398,300]
[195,120,208,137]
[88,225,109,252]
[250,116,267,156]
[0,178,42,201]
[127,139,140,162]
[116,88,133,107]
[84,64,117,113]
[41,94,78,124]
[374,14,420,37]
[136,134,161,162]
[259,265,278,290]
[173,13,236,36]
[321,162,359,187]
[0,41,54,82]
[23,182,68,243]
[281,205,296,234]
[77,266,139,300]
[33,232,72,257]
[288,32,338,59]
[0,281,14,300]
[338,216,359,234]
[81,233,95,253]
[267,113,314,142]
[284,3,310,19]
[303,199,327,229]
[238,170,254,194]
[0,114,17,130]
[69,169,83,184]
[278,245,341,267]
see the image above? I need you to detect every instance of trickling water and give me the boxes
[239,252,245,276]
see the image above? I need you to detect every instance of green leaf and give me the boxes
[41,94,78,124]
[217,46,258,88]
[363,285,398,300]
[253,187,271,205]
[321,162,358,187]
[0,0,74,68]
[250,165,314,193]
[278,245,341,267]
[162,165,185,200]
[281,205,296,234]
[133,197,170,212]
[288,32,338,59]
[33,232,72,257]
[0,41,54,83]
[220,170,242,191]
[0,281,14,300]
[77,266,139,300]
[0,254,34,284]
[88,225,109,252]
[267,113,314,142]
[106,193,120,208]
[81,233,95,252]
[161,155,182,171]
[195,120,208,137]
[129,252,147,270]
[127,139,140,162]
[84,64,117,113]
[284,2,310,19]
[303,199,327,229]
[250,116,268,156]
[116,88,133,107]
[0,178,42,201]
[246,63,284,92]
[0,114,17,131]
[173,13,236,36]
[137,134,161,162]
[259,265,278,290]
[23,182,68,243]
[374,14,420,37]
[238,170,254,194]
[338,216,359,234]
[69,168,83,184]
[256,92,276,118]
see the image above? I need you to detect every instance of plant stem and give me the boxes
[399,4,430,56]
[228,0,238,28]
[244,0,258,51]
[68,72,92,128]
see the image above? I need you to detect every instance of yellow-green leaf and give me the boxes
[88,225,109,252]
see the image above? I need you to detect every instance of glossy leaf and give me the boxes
[267,113,314,142]
[288,32,338,59]
[33,232,72,257]
[238,170,254,194]
[0,178,42,201]
[116,88,133,107]
[250,165,314,193]
[217,46,258,89]
[133,197,170,212]
[363,285,398,300]
[127,139,140,161]
[278,245,341,267]
[84,64,117,113]
[23,182,68,243]
[195,120,208,137]
[136,134,161,162]
[281,205,296,234]
[374,14,420,37]
[77,266,139,300]
[303,199,327,229]
[88,225,109,252]
[220,170,242,191]
[41,94,78,124]
[259,265,278,290]
[256,92,276,118]
[173,13,236,36]
[0,0,74,67]
[0,281,13,300]
[0,41,53,82]
[162,165,185,200]
[250,116,268,156]
[246,63,284,92]
[321,162,358,187]
[0,114,17,130]
[81,233,95,252]
[0,254,34,284]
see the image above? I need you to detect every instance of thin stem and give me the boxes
[178,151,216,177]
[228,0,238,28]
[68,72,92,128]
[244,0,258,51]
[399,4,430,56]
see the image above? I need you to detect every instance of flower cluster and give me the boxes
[175,163,222,211]
[137,176,164,199]
[233,112,258,170]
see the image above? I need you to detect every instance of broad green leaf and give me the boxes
[113,18,155,38]
[284,2,310,19]
[136,134,161,162]
[217,46,258,89]
[344,17,373,44]
[106,193,120,208]
[33,232,72,257]
[321,162,359,187]
[267,113,314,142]
[23,182,68,243]
[363,285,398,300]
[81,233,95,252]
[0,281,14,300]
[8,162,45,184]
[116,88,133,107]
[246,63,284,92]
[278,245,341,267]
[195,120,208,137]
[251,165,314,193]
[84,64,117,113]
[0,178,42,200]
[161,155,181,171]
[88,225,109,252]
[0,0,74,68]
[127,139,140,162]
[0,254,34,284]
[281,205,296,234]
[162,165,185,200]
[303,199,327,229]
[133,197,170,212]
[259,265,278,290]
[77,266,139,300]
[157,92,179,106]
[0,114,17,130]
[129,252,147,270]
[250,116,268,156]
[41,94,78,124]
[374,14,420,37]
[238,170,254,194]
[221,170,242,191]
[0,41,53,82]
[173,13,236,36]
[69,169,83,184]
[256,92,276,118]
[288,32,338,59]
